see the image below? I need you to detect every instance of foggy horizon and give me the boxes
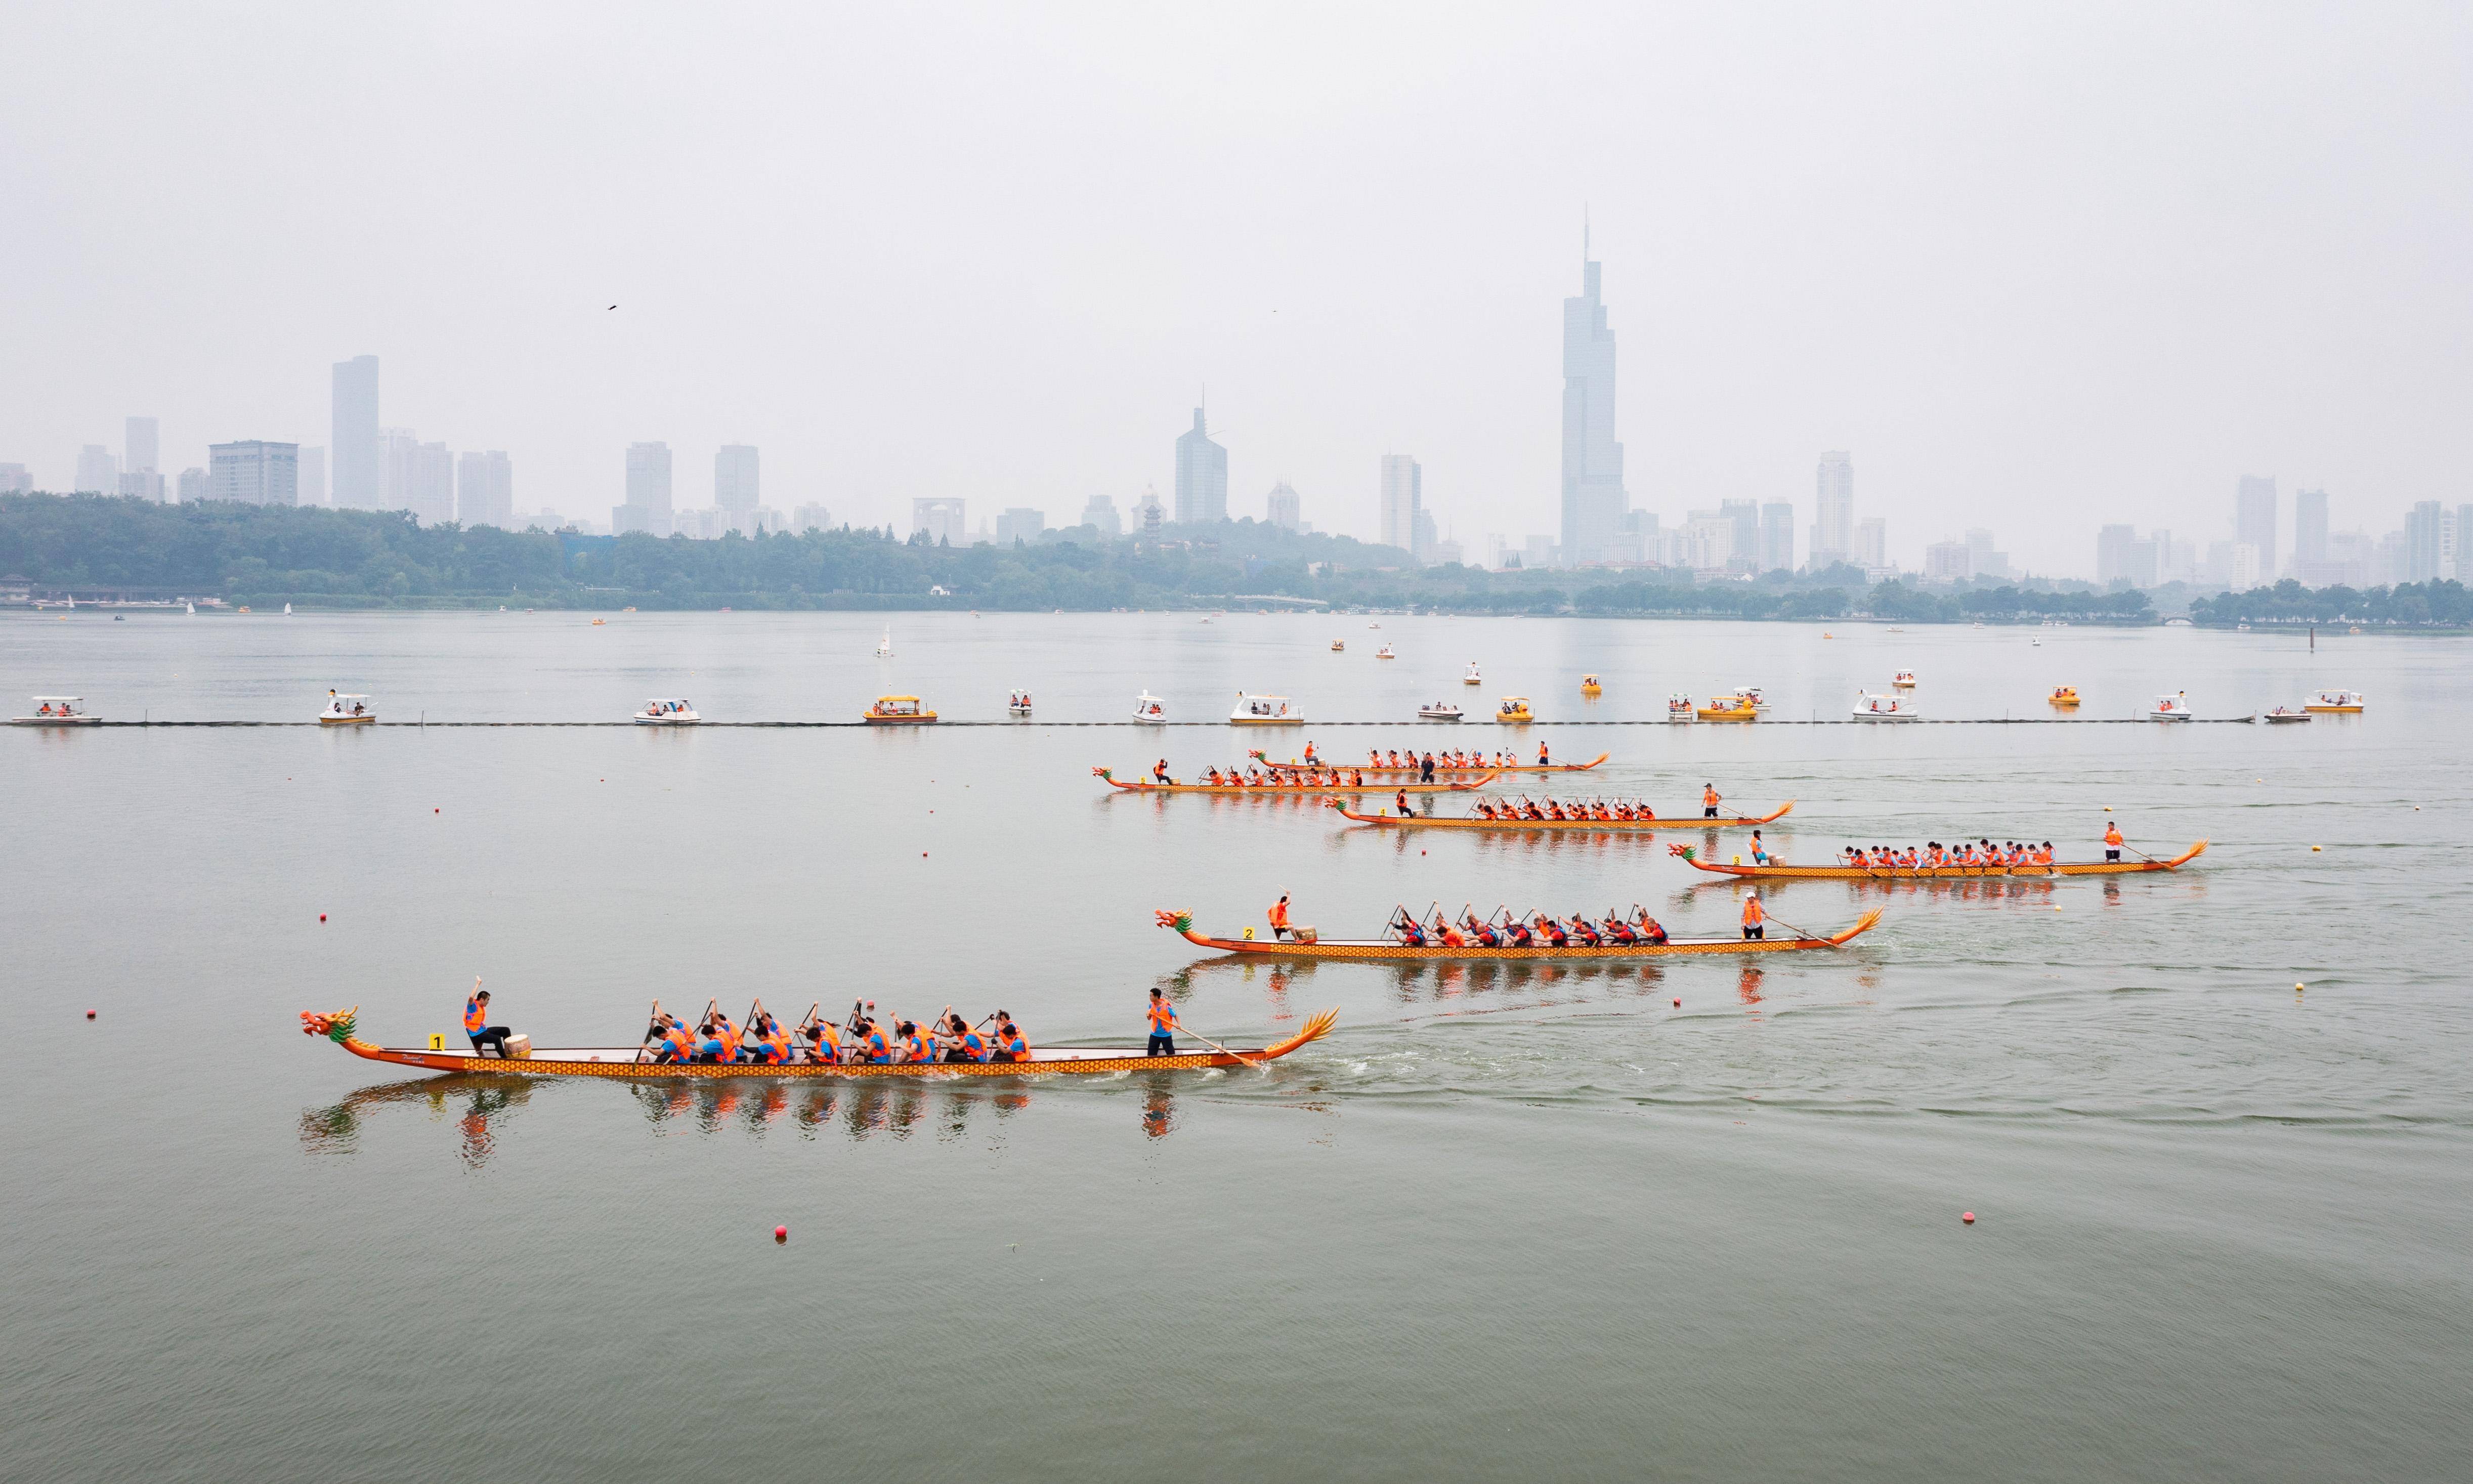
[5,3,2468,576]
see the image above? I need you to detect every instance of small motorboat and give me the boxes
[1133,691,1168,723]
[1892,670,1916,688]
[2305,689,2365,713]
[1007,690,1034,716]
[2263,706,2313,724]
[2049,686,2080,709]
[1331,640,1345,652]
[1495,696,1534,725]
[1419,702,1464,720]
[864,695,936,724]
[13,696,100,726]
[634,697,700,726]
[320,690,375,725]
[1667,693,1693,722]
[1230,693,1303,725]
[1852,691,1918,722]
[1580,674,1602,697]
[1376,644,1395,659]
[875,626,894,657]
[2150,692,2193,722]
[1462,662,1482,686]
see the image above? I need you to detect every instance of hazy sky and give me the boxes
[4,2,2467,573]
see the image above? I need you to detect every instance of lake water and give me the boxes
[5,609,2470,1482]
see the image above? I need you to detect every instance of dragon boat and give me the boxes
[1329,798,1793,830]
[1670,840,2208,880]
[1155,908,1881,961]
[1095,766,1498,794]
[1253,748,1608,776]
[297,1006,1338,1078]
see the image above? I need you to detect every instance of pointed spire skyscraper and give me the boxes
[1559,228,1627,566]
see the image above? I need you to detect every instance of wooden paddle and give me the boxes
[1169,1017,1264,1069]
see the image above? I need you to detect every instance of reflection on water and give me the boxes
[1140,1076,1177,1139]
[299,1075,537,1168]
[1737,961,1766,1009]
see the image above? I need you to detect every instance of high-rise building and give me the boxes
[2097,525,2140,586]
[2231,542,2262,592]
[1266,482,1301,532]
[377,429,423,513]
[1679,512,1733,571]
[1559,237,1628,566]
[1964,529,2008,581]
[177,468,207,503]
[617,443,673,536]
[117,471,165,502]
[2457,504,2473,581]
[793,503,832,532]
[2293,488,2328,574]
[996,507,1046,545]
[1760,502,1794,573]
[0,463,31,493]
[457,450,514,528]
[1719,500,1761,574]
[331,356,379,509]
[207,441,299,505]
[1855,517,1887,570]
[400,441,454,525]
[75,445,116,494]
[1081,494,1122,536]
[911,497,966,546]
[714,445,760,522]
[1414,508,1441,566]
[1812,452,1854,568]
[2405,500,2445,582]
[1924,540,1971,581]
[1379,454,1421,558]
[124,416,158,476]
[1174,408,1227,525]
[2235,475,2278,580]
[297,446,326,507]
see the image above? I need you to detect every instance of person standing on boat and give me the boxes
[1304,740,1318,765]
[1741,892,1766,941]
[1703,784,1723,819]
[1146,989,1179,1056]
[2103,822,2124,862]
[462,979,511,1057]
[1419,752,1436,783]
[1268,894,1293,941]
[1153,759,1170,784]
[1537,741,1550,767]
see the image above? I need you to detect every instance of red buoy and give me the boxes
[1962,1211,1976,1224]
[1672,998,1681,1007]
[774,1225,788,1243]
[87,1009,97,1020]
[319,913,327,922]
[434,807,440,813]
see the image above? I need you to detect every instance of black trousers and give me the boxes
[469,1027,509,1055]
[1742,925,1764,940]
[1147,1033,1175,1056]
[1704,807,1719,818]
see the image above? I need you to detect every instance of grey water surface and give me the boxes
[4,610,2468,1482]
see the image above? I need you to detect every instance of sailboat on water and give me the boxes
[875,626,894,657]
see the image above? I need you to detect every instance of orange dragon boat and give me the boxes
[1095,766,1498,794]
[1670,840,2208,880]
[1255,748,1608,776]
[297,1006,1337,1078]
[1156,908,1880,961]
[1329,798,1792,831]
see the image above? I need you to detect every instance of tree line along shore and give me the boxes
[6,490,2459,626]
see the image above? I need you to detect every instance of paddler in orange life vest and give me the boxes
[1703,784,1724,820]
[1268,893,1293,941]
[2103,822,2125,862]
[1303,740,1318,765]
[1153,759,1170,784]
[1146,989,1180,1056]
[1537,740,1550,766]
[462,977,511,1057]
[992,1011,1027,1064]
[643,1011,692,1065]
[1741,891,1766,941]
[802,1017,843,1065]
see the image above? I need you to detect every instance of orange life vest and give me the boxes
[2104,827,2123,848]
[1268,900,1290,928]
[1147,1000,1176,1033]
[1742,897,1765,926]
[463,999,486,1035]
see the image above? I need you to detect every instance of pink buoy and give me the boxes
[1672,998,1681,1007]
[87,1009,97,1020]
[774,1225,788,1243]
[1962,1211,1976,1224]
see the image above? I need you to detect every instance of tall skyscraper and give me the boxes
[2097,525,2138,585]
[1266,482,1301,531]
[457,450,514,528]
[1719,500,1760,573]
[0,464,31,493]
[1380,455,1422,557]
[1760,502,1794,573]
[1081,494,1122,536]
[297,446,326,507]
[2235,475,2278,579]
[1855,517,1887,569]
[620,442,673,536]
[124,416,158,476]
[377,428,418,512]
[1812,452,1854,567]
[1965,529,2008,580]
[2294,488,2328,572]
[1559,236,1627,566]
[331,356,379,509]
[176,468,207,503]
[402,441,454,525]
[1174,408,1227,525]
[75,445,116,494]
[714,445,760,523]
[2405,501,2445,582]
[117,470,166,502]
[207,441,299,505]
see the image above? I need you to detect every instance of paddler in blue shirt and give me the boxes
[1145,990,1178,1056]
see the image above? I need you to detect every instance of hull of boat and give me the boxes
[864,714,937,724]
[1680,841,2208,880]
[2303,705,2363,714]
[1167,912,1880,960]
[633,716,700,726]
[318,1009,1337,1078]
[319,715,376,726]
[12,716,102,726]
[1100,768,1498,794]
[1695,710,1757,722]
[1332,800,1792,830]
